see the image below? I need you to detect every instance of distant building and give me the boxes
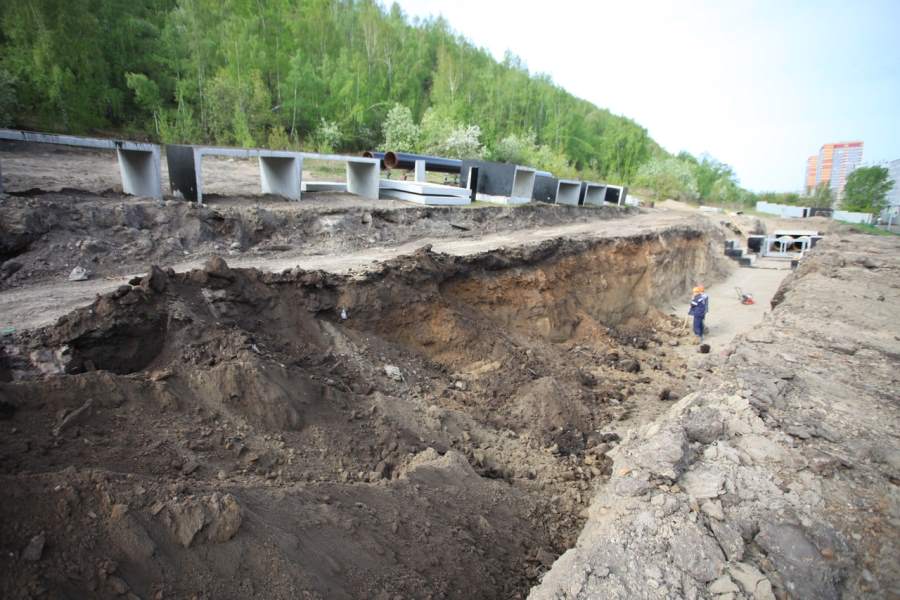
[883,158,900,223]
[804,155,818,192]
[805,141,864,201]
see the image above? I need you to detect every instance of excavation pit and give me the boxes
[0,219,728,599]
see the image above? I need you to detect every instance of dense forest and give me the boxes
[0,0,667,183]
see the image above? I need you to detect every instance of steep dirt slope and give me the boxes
[530,233,900,599]
[1,221,728,599]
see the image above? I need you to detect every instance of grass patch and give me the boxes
[836,222,899,236]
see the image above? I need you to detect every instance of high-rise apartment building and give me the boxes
[805,155,818,192]
[804,141,864,200]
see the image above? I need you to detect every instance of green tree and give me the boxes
[842,166,894,214]
[313,118,342,153]
[382,104,419,151]
[678,152,738,202]
[0,69,18,126]
[491,131,537,165]
[809,182,834,207]
[0,0,671,184]
[634,157,698,201]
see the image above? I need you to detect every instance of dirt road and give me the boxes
[681,257,791,348]
[0,211,696,332]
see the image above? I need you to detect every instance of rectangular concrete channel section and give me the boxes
[0,128,163,199]
[555,179,582,206]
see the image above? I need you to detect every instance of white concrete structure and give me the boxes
[832,210,873,224]
[301,181,347,193]
[580,182,608,207]
[604,184,628,206]
[555,180,581,206]
[758,230,821,258]
[755,201,810,218]
[0,128,162,199]
[414,160,427,182]
[166,145,301,204]
[510,167,537,204]
[167,145,380,204]
[475,166,536,205]
[379,179,470,205]
[301,152,379,201]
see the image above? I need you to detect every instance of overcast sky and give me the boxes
[393,0,900,192]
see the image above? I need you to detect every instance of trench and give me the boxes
[0,225,726,599]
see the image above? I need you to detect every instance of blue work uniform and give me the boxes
[688,293,709,339]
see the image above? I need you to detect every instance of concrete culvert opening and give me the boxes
[580,183,608,207]
[556,180,581,206]
[1,218,733,598]
[605,186,621,205]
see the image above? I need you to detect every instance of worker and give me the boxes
[688,285,709,343]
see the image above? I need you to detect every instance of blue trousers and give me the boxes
[693,315,705,338]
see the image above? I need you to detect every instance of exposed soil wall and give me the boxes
[0,222,729,599]
[0,192,630,290]
[529,234,900,599]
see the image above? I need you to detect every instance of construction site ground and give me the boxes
[1,144,897,599]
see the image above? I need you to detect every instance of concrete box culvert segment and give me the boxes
[532,174,559,203]
[166,144,302,204]
[548,180,580,206]
[0,128,163,199]
[460,160,537,205]
[578,182,607,207]
[166,145,380,204]
[604,184,628,206]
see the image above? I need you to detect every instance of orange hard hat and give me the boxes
[692,285,704,294]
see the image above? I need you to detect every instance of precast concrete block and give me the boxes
[345,159,380,199]
[298,151,380,200]
[460,159,536,204]
[165,144,200,201]
[414,160,427,182]
[579,181,608,206]
[167,145,304,203]
[301,181,347,192]
[379,179,470,205]
[116,147,162,198]
[1,128,162,199]
[259,155,302,198]
[555,179,582,206]
[601,184,628,206]
[510,167,536,203]
[532,174,559,203]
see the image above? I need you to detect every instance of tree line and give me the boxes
[6,0,886,212]
[0,0,664,183]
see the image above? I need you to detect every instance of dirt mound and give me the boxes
[1,223,727,599]
[0,191,631,291]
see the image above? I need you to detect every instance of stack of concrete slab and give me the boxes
[379,179,471,205]
[301,181,347,193]
[460,160,536,205]
[0,128,163,199]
